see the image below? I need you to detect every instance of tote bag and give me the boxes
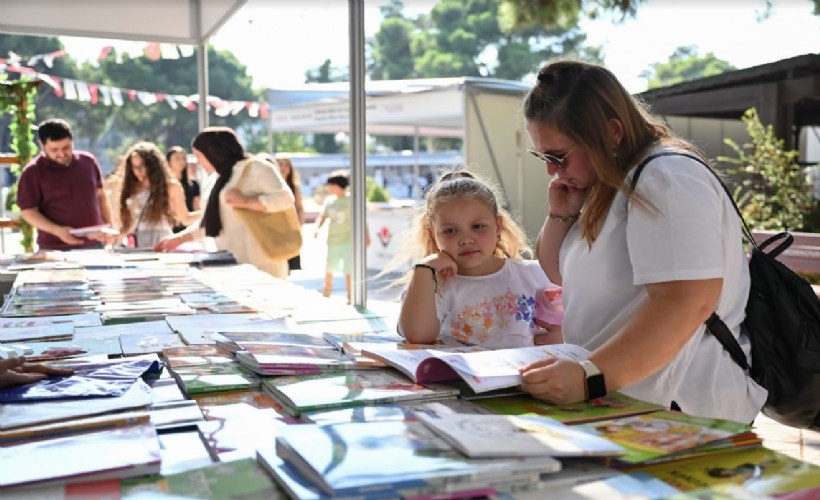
[232,159,302,261]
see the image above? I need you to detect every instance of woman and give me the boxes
[519,60,766,423]
[166,146,201,233]
[154,127,296,278]
[273,155,304,272]
[119,142,198,249]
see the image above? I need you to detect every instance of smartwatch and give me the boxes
[580,360,607,400]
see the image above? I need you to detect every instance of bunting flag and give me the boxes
[0,58,269,119]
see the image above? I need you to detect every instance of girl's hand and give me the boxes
[223,189,246,207]
[419,252,458,286]
[519,358,586,405]
[548,177,588,218]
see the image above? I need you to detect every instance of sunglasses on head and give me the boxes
[527,147,576,170]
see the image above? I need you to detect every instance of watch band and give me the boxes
[580,360,607,400]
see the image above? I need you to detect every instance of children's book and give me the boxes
[0,321,74,342]
[213,330,332,352]
[0,422,161,489]
[165,312,291,345]
[635,446,820,495]
[302,398,495,426]
[272,420,561,497]
[321,330,406,350]
[0,377,153,430]
[149,400,206,430]
[161,344,236,368]
[417,413,626,458]
[120,331,186,355]
[192,389,285,412]
[197,409,289,462]
[576,410,754,464]
[362,343,590,393]
[477,391,665,424]
[234,343,370,375]
[0,410,151,446]
[0,312,101,328]
[121,457,285,499]
[261,370,460,417]
[171,362,261,396]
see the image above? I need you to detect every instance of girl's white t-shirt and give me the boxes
[433,259,551,349]
[560,150,767,423]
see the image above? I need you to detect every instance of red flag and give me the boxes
[98,46,113,61]
[143,43,161,61]
[88,83,98,104]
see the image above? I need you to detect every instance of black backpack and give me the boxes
[631,152,820,430]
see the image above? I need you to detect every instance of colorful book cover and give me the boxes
[121,457,285,499]
[172,362,260,396]
[576,410,753,464]
[161,344,235,368]
[165,312,291,345]
[0,423,161,489]
[234,344,364,373]
[637,446,820,495]
[477,391,665,424]
[197,409,289,462]
[214,330,332,351]
[417,413,626,458]
[273,420,561,496]
[262,370,460,416]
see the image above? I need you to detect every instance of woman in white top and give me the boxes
[519,60,766,423]
[153,127,295,278]
[119,142,198,249]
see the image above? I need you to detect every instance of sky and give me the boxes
[58,0,820,94]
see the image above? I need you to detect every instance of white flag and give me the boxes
[137,91,158,106]
[76,82,92,102]
[110,87,124,106]
[63,79,78,100]
[99,86,112,106]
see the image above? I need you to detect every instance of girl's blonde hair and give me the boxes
[523,59,706,244]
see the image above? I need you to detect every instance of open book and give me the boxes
[361,343,590,393]
[68,224,119,237]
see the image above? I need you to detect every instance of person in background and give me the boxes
[119,142,199,249]
[0,357,74,390]
[519,60,766,422]
[154,127,296,278]
[166,146,201,232]
[104,155,126,230]
[397,171,559,349]
[17,118,116,250]
[314,170,370,303]
[272,155,304,273]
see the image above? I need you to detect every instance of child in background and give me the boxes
[314,171,370,303]
[398,171,561,349]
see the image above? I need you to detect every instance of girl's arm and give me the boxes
[521,278,721,404]
[169,182,200,226]
[399,253,458,344]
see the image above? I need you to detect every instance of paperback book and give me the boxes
[417,413,626,458]
[171,362,261,396]
[362,343,590,393]
[261,369,460,416]
[235,343,370,375]
[272,420,561,497]
[476,391,665,424]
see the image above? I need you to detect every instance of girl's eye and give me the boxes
[442,228,456,235]
[473,224,486,230]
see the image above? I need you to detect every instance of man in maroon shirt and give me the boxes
[17,119,116,250]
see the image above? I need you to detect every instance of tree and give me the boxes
[498,0,642,30]
[641,46,736,89]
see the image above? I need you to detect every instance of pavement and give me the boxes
[1,224,818,467]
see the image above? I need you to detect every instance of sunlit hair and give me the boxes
[523,59,705,244]
[119,141,175,231]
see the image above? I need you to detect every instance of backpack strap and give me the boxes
[629,151,753,372]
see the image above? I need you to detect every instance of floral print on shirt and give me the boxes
[448,289,537,344]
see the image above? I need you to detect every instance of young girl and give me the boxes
[398,171,561,349]
[119,142,198,249]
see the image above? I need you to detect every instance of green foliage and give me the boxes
[0,78,39,251]
[718,108,819,232]
[498,0,642,30]
[366,176,391,202]
[642,46,735,89]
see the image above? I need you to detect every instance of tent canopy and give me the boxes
[267,77,531,138]
[0,0,246,45]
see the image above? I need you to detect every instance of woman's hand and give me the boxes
[0,357,74,390]
[223,188,247,207]
[154,234,184,252]
[548,177,588,217]
[519,358,586,405]
[419,252,458,286]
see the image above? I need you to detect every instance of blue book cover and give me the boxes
[275,420,561,496]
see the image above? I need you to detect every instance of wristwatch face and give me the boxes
[587,373,606,400]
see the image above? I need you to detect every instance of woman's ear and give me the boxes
[608,118,624,147]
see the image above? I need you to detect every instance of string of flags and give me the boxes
[0,58,269,119]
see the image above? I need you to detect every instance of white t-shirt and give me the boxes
[432,259,551,349]
[560,149,767,423]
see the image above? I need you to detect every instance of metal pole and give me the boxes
[413,126,420,199]
[193,0,208,129]
[349,0,366,307]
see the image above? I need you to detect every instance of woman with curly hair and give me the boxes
[119,141,198,248]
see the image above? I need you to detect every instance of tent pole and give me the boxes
[413,126,420,199]
[194,0,209,130]
[349,0,367,307]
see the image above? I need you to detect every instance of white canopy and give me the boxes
[0,0,246,45]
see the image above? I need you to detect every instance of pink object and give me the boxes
[534,286,564,325]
